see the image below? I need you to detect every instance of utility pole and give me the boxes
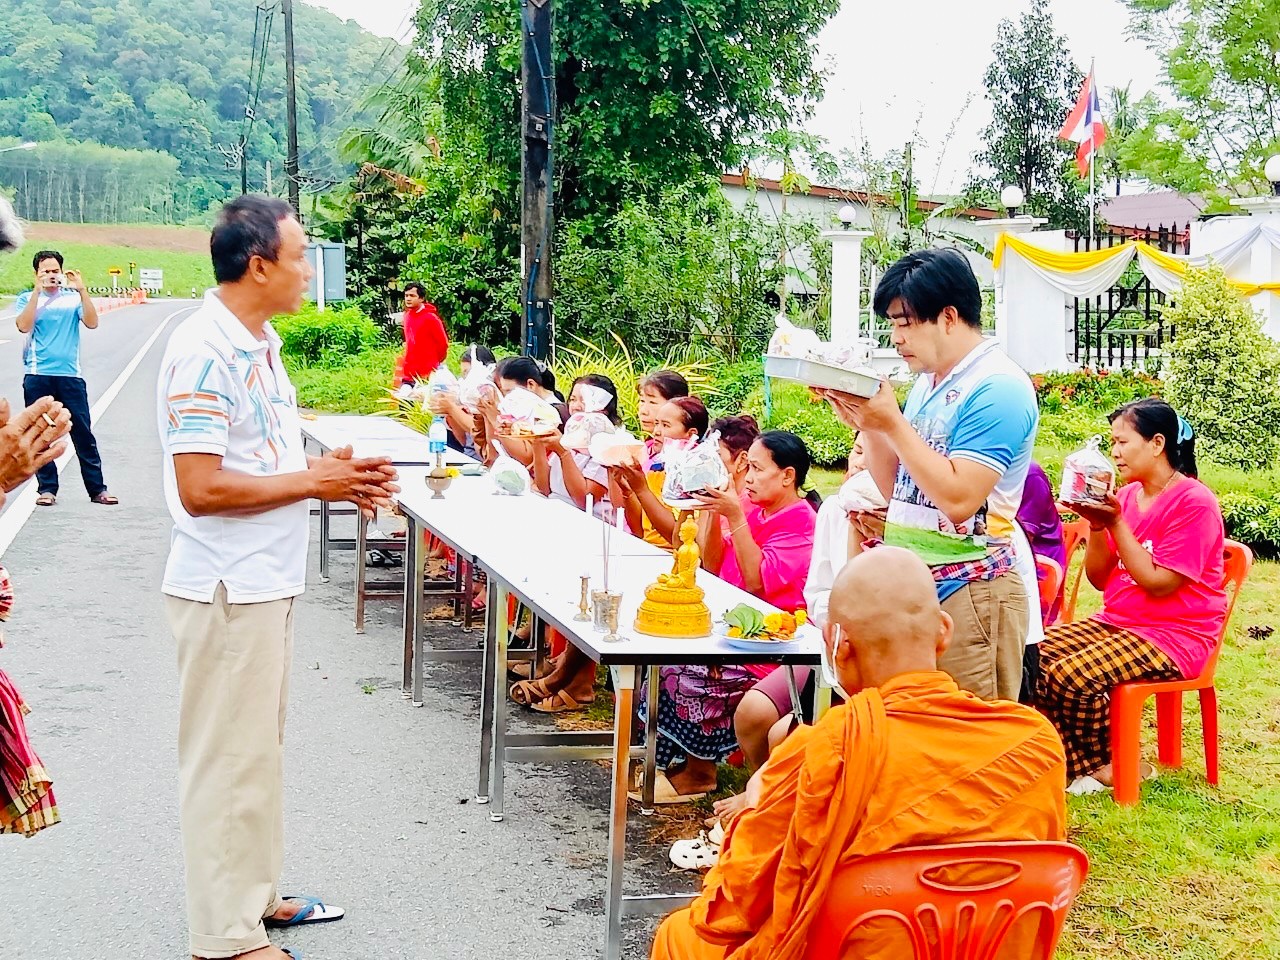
[282,0,301,220]
[240,141,248,195]
[266,159,273,195]
[520,0,554,360]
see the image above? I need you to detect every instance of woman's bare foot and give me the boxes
[666,758,718,796]
[712,791,750,822]
[1089,761,1154,787]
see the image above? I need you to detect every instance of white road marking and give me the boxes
[0,302,199,558]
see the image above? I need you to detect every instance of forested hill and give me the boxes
[0,0,398,217]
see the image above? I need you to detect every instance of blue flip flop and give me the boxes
[264,895,346,928]
[282,950,303,959]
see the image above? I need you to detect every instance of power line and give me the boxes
[291,8,416,174]
[676,0,812,301]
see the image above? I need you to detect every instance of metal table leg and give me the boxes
[604,665,637,960]
[401,520,419,699]
[641,665,659,815]
[411,526,428,707]
[319,498,331,583]
[476,578,498,803]
[354,510,369,633]
[489,581,511,822]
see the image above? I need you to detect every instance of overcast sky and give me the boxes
[305,0,1164,194]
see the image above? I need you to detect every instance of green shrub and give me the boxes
[745,380,852,467]
[274,303,386,368]
[1220,493,1280,558]
[706,358,765,418]
[287,345,399,414]
[1032,369,1162,415]
[1163,265,1280,470]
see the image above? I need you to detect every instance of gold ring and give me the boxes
[41,413,56,427]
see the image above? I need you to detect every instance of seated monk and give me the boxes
[650,547,1068,960]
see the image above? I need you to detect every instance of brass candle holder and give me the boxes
[574,575,591,622]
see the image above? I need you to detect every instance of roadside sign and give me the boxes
[108,267,122,276]
[140,268,163,292]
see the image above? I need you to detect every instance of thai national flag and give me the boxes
[1059,72,1108,177]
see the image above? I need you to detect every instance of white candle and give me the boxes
[586,493,594,517]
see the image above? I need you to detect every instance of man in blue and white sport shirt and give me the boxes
[15,249,116,506]
[823,249,1039,703]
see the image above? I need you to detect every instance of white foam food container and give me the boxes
[763,354,882,398]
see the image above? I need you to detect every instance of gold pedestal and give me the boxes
[632,513,711,638]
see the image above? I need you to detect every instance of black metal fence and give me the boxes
[1069,223,1190,369]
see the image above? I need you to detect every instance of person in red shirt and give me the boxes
[397,282,448,386]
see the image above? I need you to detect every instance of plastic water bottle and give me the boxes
[428,414,448,455]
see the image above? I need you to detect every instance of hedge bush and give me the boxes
[743,380,851,467]
[273,303,386,367]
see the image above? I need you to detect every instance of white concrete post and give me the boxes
[821,229,872,343]
[1228,197,1280,340]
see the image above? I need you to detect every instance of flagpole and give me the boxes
[1089,59,1096,247]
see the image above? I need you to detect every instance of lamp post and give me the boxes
[1000,184,1025,219]
[1266,155,1280,197]
[822,203,872,343]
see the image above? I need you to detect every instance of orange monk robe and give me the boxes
[651,671,1067,960]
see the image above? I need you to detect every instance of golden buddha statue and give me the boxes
[634,513,712,638]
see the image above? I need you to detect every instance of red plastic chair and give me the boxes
[804,841,1089,960]
[1035,557,1063,626]
[1056,518,1091,624]
[1110,540,1253,806]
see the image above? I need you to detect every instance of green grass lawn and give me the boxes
[0,240,213,296]
[1055,557,1280,959]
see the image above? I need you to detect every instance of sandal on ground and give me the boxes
[627,770,708,805]
[669,824,725,870]
[509,677,554,706]
[530,689,594,714]
[89,492,118,505]
[264,895,345,928]
[35,494,55,507]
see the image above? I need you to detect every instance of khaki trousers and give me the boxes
[939,573,1028,702]
[166,584,295,958]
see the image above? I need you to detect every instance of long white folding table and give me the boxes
[301,415,477,632]
[392,468,825,960]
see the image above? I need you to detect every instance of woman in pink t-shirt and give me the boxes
[633,431,819,803]
[1037,399,1226,796]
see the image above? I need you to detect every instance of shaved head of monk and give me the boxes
[826,546,953,694]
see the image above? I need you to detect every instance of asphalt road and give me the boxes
[0,299,686,960]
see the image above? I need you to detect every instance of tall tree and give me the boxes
[1098,83,1157,196]
[1123,0,1280,198]
[969,0,1089,231]
[402,0,840,220]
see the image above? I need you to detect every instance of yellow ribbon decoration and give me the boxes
[994,232,1280,296]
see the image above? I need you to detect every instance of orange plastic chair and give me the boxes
[1057,518,1091,624]
[1034,557,1063,626]
[804,841,1089,960]
[1109,540,1253,805]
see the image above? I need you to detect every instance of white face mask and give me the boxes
[821,623,853,701]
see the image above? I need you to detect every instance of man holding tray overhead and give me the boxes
[820,249,1039,702]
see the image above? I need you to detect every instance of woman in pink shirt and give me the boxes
[1038,399,1226,796]
[633,431,818,803]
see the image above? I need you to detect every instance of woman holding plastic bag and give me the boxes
[610,396,708,547]
[529,375,619,521]
[427,345,497,460]
[631,431,820,804]
[510,377,623,711]
[1038,399,1227,796]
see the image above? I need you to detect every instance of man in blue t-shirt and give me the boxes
[15,249,117,506]
[821,249,1038,702]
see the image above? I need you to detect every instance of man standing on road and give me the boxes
[14,249,117,506]
[158,195,399,960]
[394,280,448,393]
[822,249,1038,703]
